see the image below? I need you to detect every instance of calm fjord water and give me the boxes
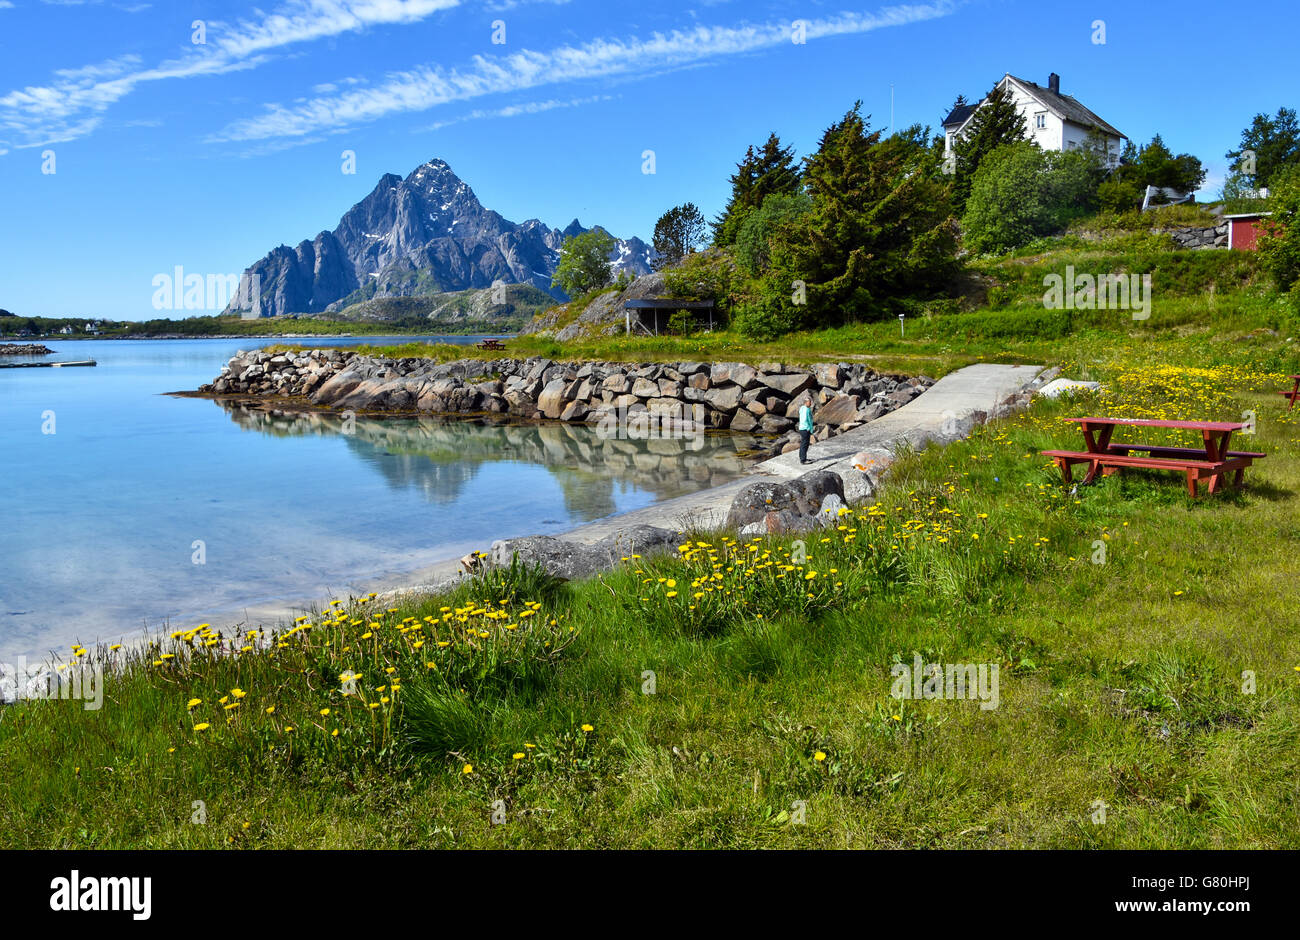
[0,338,756,661]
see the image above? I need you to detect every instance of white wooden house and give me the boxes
[944,73,1125,167]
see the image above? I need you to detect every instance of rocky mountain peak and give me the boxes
[226,158,656,318]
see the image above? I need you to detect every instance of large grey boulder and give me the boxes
[760,414,794,434]
[703,385,744,412]
[489,535,603,580]
[631,377,660,398]
[602,372,630,393]
[310,370,364,405]
[489,524,682,580]
[710,362,760,389]
[724,470,845,530]
[537,378,572,419]
[760,372,816,397]
[812,363,844,388]
[815,394,861,426]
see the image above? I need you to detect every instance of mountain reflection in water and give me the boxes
[214,401,767,523]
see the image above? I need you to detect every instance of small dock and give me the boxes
[0,359,97,369]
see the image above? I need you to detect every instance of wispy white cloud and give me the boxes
[311,76,368,95]
[52,54,143,82]
[0,0,462,150]
[213,3,958,143]
[33,0,153,9]
[485,0,571,11]
[421,93,610,131]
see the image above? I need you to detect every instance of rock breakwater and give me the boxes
[200,349,933,456]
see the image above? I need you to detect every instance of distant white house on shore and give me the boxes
[943,72,1126,167]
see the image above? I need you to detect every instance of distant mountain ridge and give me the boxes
[226,159,655,318]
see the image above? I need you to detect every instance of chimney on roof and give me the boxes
[1048,73,1060,95]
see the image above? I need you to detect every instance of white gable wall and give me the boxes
[1002,77,1064,152]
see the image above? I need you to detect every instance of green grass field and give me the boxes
[3,238,1299,849]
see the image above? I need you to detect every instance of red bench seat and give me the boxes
[1041,448,1262,497]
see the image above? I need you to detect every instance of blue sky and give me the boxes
[1,0,1296,320]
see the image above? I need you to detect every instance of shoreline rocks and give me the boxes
[200,349,934,458]
[0,343,54,355]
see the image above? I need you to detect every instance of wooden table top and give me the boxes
[1066,417,1245,433]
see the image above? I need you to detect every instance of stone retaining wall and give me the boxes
[1165,223,1228,249]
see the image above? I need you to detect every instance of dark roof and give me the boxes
[623,299,715,309]
[1006,74,1125,139]
[942,104,976,127]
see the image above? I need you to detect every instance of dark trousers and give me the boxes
[798,429,811,462]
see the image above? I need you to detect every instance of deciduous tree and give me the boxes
[551,228,615,298]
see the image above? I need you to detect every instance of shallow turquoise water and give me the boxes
[0,338,756,660]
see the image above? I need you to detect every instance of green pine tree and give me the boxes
[1227,108,1300,192]
[652,203,707,270]
[754,103,958,333]
[712,133,801,246]
[952,82,1028,211]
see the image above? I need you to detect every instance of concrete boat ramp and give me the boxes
[555,362,1050,544]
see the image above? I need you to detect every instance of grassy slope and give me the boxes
[3,238,1299,849]
[348,232,1284,375]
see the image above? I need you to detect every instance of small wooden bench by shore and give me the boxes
[475,339,507,351]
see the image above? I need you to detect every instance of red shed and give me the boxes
[1225,212,1273,251]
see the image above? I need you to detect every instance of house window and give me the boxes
[1035,113,1047,129]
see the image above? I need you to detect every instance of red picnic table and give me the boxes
[1042,417,1266,497]
[1279,374,1300,410]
